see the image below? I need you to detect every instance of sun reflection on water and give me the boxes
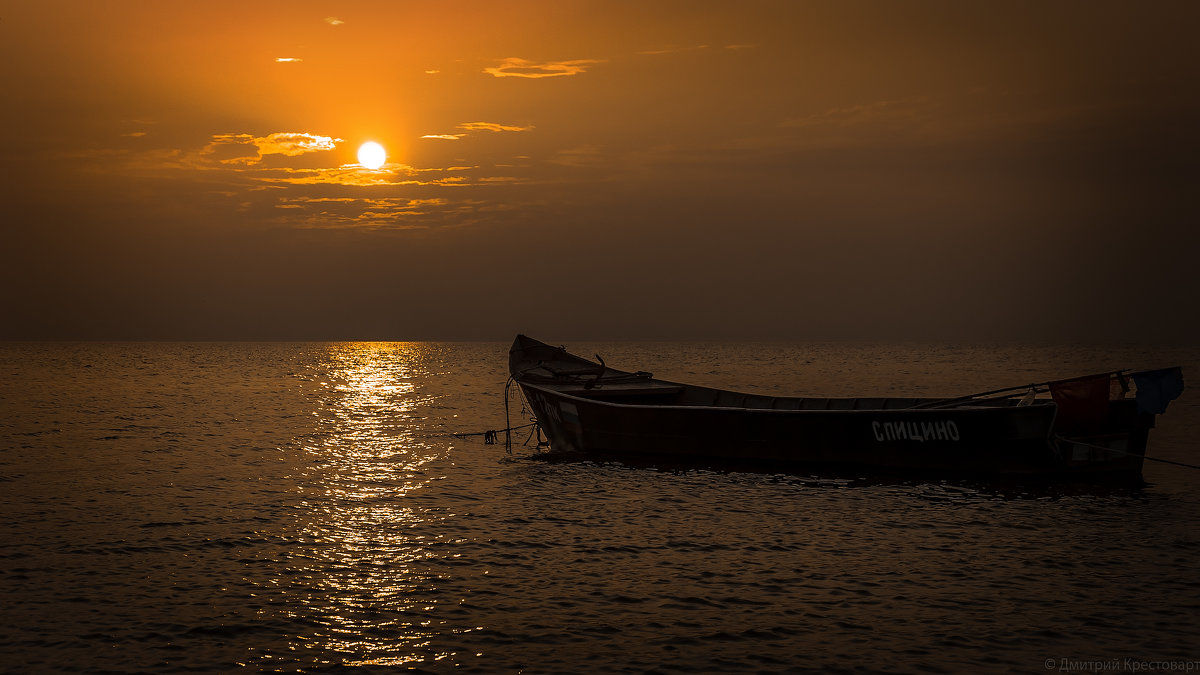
[286,342,457,667]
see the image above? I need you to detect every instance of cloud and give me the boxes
[255,132,341,156]
[259,164,480,188]
[483,57,604,79]
[769,97,986,151]
[775,93,1029,149]
[457,122,533,133]
[269,196,491,231]
[421,122,533,141]
[324,16,344,26]
[202,132,342,165]
[275,57,302,63]
[95,132,540,231]
[638,43,751,57]
[762,89,1115,156]
[203,134,260,163]
[639,45,709,55]
[424,69,440,75]
[782,100,914,130]
[548,145,607,168]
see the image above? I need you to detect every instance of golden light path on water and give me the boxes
[286,343,459,667]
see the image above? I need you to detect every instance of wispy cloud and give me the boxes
[639,45,708,56]
[457,122,534,133]
[260,164,479,188]
[324,16,344,26]
[280,196,446,213]
[421,122,533,141]
[782,101,910,130]
[548,145,607,168]
[772,91,1056,150]
[275,57,302,63]
[483,57,604,79]
[269,194,508,231]
[203,134,261,163]
[776,96,988,149]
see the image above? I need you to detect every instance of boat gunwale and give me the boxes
[515,379,1058,416]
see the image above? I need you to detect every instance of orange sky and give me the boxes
[1,1,1197,340]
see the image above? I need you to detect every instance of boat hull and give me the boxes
[519,382,1148,476]
[509,336,1155,477]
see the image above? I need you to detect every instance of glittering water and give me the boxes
[2,341,1199,673]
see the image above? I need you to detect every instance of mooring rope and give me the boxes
[1055,435,1200,471]
[444,376,543,453]
[504,375,516,453]
[448,422,537,444]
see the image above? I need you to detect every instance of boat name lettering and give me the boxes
[872,420,960,442]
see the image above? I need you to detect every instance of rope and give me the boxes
[1056,435,1200,471]
[448,422,537,442]
[501,375,544,453]
[504,375,515,453]
[1142,456,1200,470]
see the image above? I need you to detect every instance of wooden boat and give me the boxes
[508,335,1184,478]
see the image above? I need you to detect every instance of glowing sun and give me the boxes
[357,141,386,169]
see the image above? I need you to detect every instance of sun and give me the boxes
[357,141,386,169]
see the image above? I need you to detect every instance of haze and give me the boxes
[2,1,1196,342]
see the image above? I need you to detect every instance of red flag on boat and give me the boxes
[1049,374,1111,426]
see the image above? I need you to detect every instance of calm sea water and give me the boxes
[2,341,1199,673]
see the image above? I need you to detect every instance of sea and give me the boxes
[2,341,1199,674]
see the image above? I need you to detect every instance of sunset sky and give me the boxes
[2,1,1197,341]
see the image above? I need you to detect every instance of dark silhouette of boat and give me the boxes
[508,335,1184,478]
